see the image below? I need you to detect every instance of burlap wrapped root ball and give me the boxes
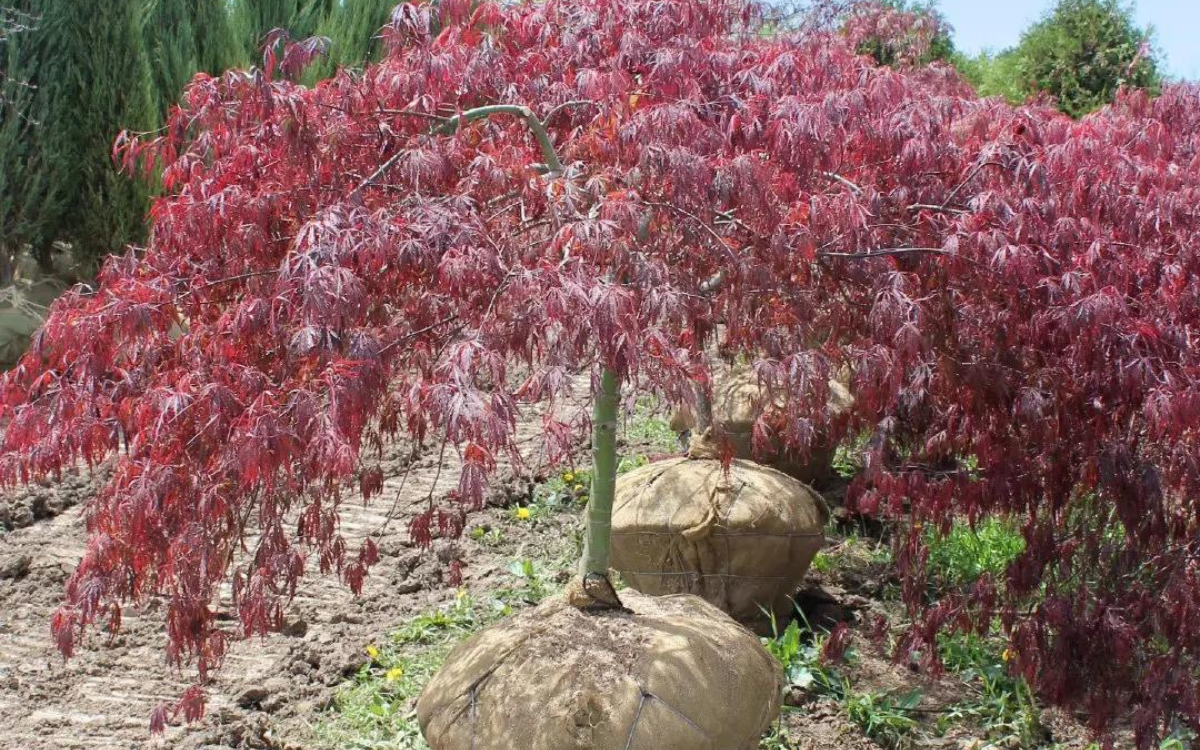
[672,367,854,484]
[416,590,781,750]
[610,457,828,626]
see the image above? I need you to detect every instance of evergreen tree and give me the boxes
[34,0,157,268]
[236,0,305,55]
[290,0,335,40]
[144,0,199,114]
[1011,0,1159,116]
[0,0,47,275]
[308,0,394,81]
[193,0,247,75]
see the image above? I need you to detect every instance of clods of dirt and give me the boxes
[0,467,103,531]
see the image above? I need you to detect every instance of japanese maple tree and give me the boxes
[2,0,1198,745]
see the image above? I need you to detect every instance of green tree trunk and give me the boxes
[582,368,620,577]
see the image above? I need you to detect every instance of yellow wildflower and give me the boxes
[366,644,380,660]
[386,667,405,683]
[1002,648,1013,662]
[573,483,585,494]
[562,471,575,483]
[516,507,531,520]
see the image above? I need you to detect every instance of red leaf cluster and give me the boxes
[3,0,1199,743]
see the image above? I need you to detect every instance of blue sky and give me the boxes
[938,0,1200,81]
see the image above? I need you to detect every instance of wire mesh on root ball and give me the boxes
[609,457,828,630]
[416,589,781,750]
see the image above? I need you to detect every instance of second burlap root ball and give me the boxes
[610,457,829,627]
[672,367,854,484]
[417,590,781,750]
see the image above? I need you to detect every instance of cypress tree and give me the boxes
[0,0,48,275]
[308,0,394,81]
[290,0,335,40]
[235,0,305,54]
[35,0,157,268]
[194,0,248,74]
[144,0,200,114]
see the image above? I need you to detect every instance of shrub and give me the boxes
[1010,0,1159,116]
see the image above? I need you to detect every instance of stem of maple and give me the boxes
[582,367,620,577]
[436,104,565,174]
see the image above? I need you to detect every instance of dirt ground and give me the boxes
[0,405,1109,750]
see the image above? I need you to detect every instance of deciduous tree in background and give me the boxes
[2,1,1197,746]
[1014,0,1158,116]
[961,0,1159,115]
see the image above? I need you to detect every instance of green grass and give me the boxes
[624,395,681,454]
[313,475,578,750]
[925,518,1025,587]
[934,630,1047,747]
[811,532,893,576]
[762,614,848,700]
[845,690,922,749]
[760,612,923,750]
[313,554,568,750]
[311,593,479,750]
[831,432,871,479]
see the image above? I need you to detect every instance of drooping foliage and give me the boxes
[3,1,1199,745]
[1007,0,1158,116]
[21,0,156,268]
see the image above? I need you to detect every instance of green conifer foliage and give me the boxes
[193,0,248,74]
[307,0,394,81]
[290,0,335,40]
[236,0,305,54]
[144,0,200,114]
[35,0,157,267]
[0,0,49,270]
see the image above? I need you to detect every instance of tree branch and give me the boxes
[817,247,952,260]
[820,171,864,195]
[435,104,565,174]
[350,103,567,200]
